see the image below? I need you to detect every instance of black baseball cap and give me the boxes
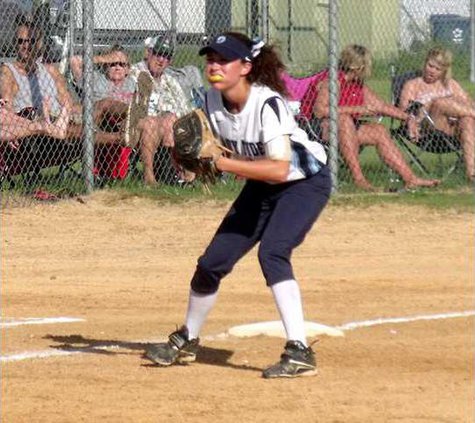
[199,34,252,62]
[151,34,174,58]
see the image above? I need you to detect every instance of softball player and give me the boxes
[145,32,332,378]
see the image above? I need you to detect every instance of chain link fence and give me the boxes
[0,0,473,203]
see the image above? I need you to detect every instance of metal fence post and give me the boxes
[288,0,293,61]
[328,0,339,192]
[471,0,474,83]
[58,0,75,75]
[69,0,76,59]
[261,0,269,42]
[250,0,260,38]
[171,0,177,44]
[82,0,95,193]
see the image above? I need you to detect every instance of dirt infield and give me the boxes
[1,192,473,423]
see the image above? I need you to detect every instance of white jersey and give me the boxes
[205,84,327,183]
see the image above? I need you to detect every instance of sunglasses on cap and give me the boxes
[108,62,129,68]
[17,38,35,45]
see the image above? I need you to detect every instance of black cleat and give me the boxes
[262,340,317,378]
[145,326,199,366]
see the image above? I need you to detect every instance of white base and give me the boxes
[227,320,344,338]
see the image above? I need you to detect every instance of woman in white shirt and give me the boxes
[400,47,475,181]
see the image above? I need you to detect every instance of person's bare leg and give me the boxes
[44,105,70,140]
[93,100,110,124]
[0,108,46,141]
[427,99,474,180]
[428,97,475,122]
[358,123,439,188]
[139,116,163,185]
[160,113,177,148]
[94,99,128,126]
[458,116,475,179]
[159,113,195,182]
[337,116,374,190]
[65,123,122,145]
[94,130,123,145]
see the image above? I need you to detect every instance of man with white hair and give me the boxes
[126,33,201,185]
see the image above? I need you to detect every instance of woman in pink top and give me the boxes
[314,44,439,190]
[400,47,474,181]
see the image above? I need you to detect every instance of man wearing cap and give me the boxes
[127,34,195,186]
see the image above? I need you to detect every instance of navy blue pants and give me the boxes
[191,165,332,294]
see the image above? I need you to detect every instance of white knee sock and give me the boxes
[185,289,218,340]
[270,279,307,346]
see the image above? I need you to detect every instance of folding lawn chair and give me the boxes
[389,68,464,179]
[0,133,82,190]
[281,70,328,141]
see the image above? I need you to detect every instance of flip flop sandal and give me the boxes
[124,72,154,148]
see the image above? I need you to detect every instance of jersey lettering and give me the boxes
[222,137,266,158]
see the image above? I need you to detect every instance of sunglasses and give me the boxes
[108,62,129,68]
[151,51,172,60]
[17,38,35,45]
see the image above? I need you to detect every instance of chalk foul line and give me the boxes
[0,317,85,328]
[1,350,81,362]
[336,310,475,331]
[1,311,474,362]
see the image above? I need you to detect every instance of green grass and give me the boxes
[88,173,244,204]
[3,167,473,213]
[110,177,474,213]
[330,189,474,212]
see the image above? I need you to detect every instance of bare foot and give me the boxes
[179,169,195,183]
[354,178,375,191]
[143,170,159,187]
[46,106,70,140]
[405,177,440,188]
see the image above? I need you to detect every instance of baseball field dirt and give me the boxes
[1,191,473,422]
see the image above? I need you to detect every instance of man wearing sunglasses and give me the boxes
[127,34,196,186]
[0,18,72,123]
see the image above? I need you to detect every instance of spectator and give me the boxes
[127,33,195,185]
[0,17,72,122]
[70,44,136,132]
[0,19,126,147]
[399,47,475,181]
[313,44,439,190]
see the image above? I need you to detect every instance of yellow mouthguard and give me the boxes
[208,75,224,82]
